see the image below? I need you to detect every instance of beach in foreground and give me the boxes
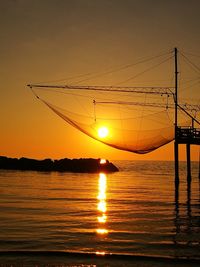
[0,251,200,267]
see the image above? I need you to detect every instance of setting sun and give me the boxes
[97,126,109,138]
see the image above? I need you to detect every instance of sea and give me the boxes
[0,160,199,267]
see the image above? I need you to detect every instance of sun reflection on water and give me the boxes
[96,172,108,236]
[96,251,106,255]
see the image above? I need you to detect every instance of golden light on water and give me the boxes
[96,228,108,234]
[96,251,106,256]
[96,172,108,235]
[97,126,109,139]
[97,214,107,223]
[97,173,107,201]
[98,201,106,213]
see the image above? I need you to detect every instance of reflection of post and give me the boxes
[187,177,191,210]
[199,149,200,200]
[186,176,192,236]
[175,179,179,210]
[174,174,193,246]
[174,179,180,245]
[96,173,108,235]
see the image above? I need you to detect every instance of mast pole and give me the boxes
[175,47,178,129]
[174,47,179,182]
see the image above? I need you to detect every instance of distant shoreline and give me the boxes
[0,156,119,173]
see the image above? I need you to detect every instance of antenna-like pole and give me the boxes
[174,47,179,182]
[175,47,178,129]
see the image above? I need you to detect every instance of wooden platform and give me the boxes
[176,126,200,145]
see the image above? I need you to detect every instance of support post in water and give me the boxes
[174,140,179,184]
[186,143,191,182]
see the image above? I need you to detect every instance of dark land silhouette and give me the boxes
[0,156,118,173]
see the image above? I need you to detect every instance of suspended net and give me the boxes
[30,85,192,154]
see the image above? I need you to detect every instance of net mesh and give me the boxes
[33,87,191,154]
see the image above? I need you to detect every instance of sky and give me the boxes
[0,0,200,161]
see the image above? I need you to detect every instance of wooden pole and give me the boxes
[198,147,200,202]
[174,47,179,182]
[174,141,179,183]
[186,143,191,182]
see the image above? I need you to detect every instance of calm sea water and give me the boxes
[0,160,199,265]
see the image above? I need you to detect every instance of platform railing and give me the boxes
[176,126,200,143]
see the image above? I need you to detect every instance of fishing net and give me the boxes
[31,86,191,154]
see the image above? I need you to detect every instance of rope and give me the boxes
[30,87,40,99]
[180,52,200,74]
[114,55,173,85]
[73,50,172,84]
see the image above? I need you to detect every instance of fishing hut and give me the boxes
[174,48,200,184]
[175,126,200,180]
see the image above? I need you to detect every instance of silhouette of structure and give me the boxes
[174,48,200,184]
[28,48,200,180]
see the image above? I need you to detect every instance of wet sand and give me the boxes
[0,251,200,267]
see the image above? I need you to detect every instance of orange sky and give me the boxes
[0,0,200,161]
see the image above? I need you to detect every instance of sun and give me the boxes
[98,126,109,139]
